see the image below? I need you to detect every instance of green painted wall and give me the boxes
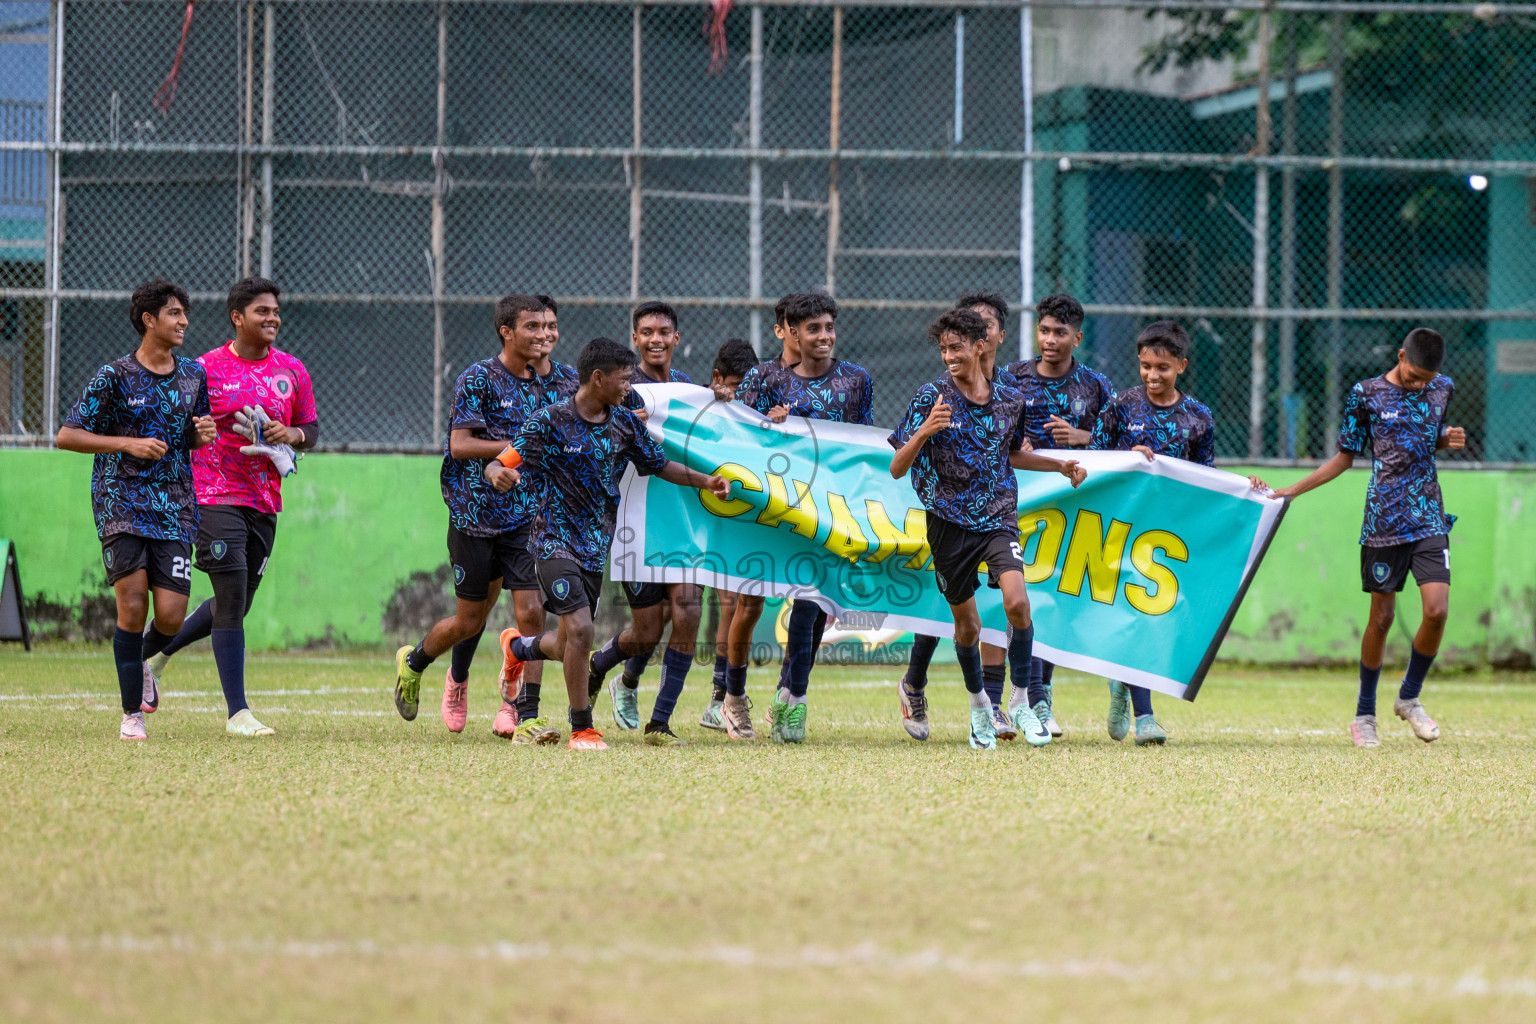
[2,450,1532,666]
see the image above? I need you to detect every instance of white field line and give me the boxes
[1,934,1532,999]
[0,687,381,701]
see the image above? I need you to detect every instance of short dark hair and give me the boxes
[578,336,637,383]
[536,294,558,317]
[781,292,838,329]
[1403,327,1445,372]
[956,291,1009,332]
[131,279,190,336]
[713,338,757,380]
[632,301,678,332]
[773,295,793,326]
[1036,293,1084,330]
[928,308,987,345]
[494,293,546,333]
[226,276,279,325]
[1135,320,1190,361]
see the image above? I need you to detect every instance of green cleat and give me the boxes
[393,645,421,721]
[643,721,685,746]
[1107,681,1132,742]
[699,698,727,731]
[969,706,997,750]
[782,700,808,744]
[609,678,640,730]
[1033,700,1062,739]
[769,690,790,743]
[1134,714,1168,746]
[1012,702,1051,747]
[512,716,560,745]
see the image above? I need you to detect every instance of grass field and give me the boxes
[2,648,1534,1023]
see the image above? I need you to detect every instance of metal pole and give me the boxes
[241,1,255,277]
[259,0,274,277]
[1018,3,1033,360]
[1278,11,1298,459]
[824,6,842,296]
[430,1,448,438]
[952,12,964,145]
[1325,9,1345,451]
[748,4,764,354]
[42,0,64,440]
[629,4,643,303]
[1246,2,1272,461]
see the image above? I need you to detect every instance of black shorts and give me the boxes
[621,580,669,610]
[446,523,538,601]
[101,533,194,595]
[536,557,604,616]
[194,504,278,584]
[1362,534,1451,594]
[927,516,1024,606]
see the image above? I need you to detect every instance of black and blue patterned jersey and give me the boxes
[1005,357,1115,450]
[888,374,1028,534]
[441,357,578,537]
[621,364,694,410]
[1089,386,1215,467]
[734,357,790,411]
[1338,374,1456,546]
[63,352,210,542]
[743,359,874,425]
[513,399,669,572]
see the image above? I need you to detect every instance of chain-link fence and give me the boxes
[3,0,1535,462]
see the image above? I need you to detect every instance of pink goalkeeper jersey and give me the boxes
[191,342,317,513]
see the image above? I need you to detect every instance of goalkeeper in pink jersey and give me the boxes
[144,277,318,736]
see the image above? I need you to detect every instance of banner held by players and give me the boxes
[614,384,1287,701]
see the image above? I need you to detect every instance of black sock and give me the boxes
[591,635,626,677]
[905,634,939,690]
[406,642,433,674]
[113,627,143,714]
[651,648,692,724]
[784,600,821,698]
[956,642,984,695]
[1129,684,1153,718]
[141,622,177,662]
[570,704,593,731]
[1357,662,1381,717]
[516,682,541,721]
[624,648,655,681]
[711,654,728,701]
[211,627,248,717]
[510,633,551,662]
[981,663,1005,708]
[449,630,481,684]
[1008,623,1035,700]
[161,598,213,657]
[1399,646,1436,702]
[725,662,748,697]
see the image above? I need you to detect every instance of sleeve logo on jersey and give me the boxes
[210,539,228,560]
[1372,562,1390,583]
[551,577,571,601]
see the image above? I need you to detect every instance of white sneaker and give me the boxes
[1351,715,1380,748]
[226,708,275,737]
[1393,698,1439,743]
[120,711,147,741]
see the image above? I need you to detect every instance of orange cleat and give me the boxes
[498,628,527,704]
[441,666,468,734]
[568,727,608,751]
[492,700,520,738]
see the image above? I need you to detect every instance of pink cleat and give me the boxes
[492,701,520,738]
[120,711,147,741]
[441,667,468,733]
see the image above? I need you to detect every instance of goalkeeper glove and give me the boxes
[233,404,298,478]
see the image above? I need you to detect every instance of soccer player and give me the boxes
[740,292,873,743]
[494,337,729,750]
[889,308,1085,749]
[144,277,316,737]
[1269,328,1464,747]
[389,294,576,741]
[699,337,759,732]
[586,302,704,744]
[57,280,216,741]
[1087,320,1214,746]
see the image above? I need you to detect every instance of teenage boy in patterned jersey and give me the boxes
[697,337,759,733]
[889,308,1086,749]
[1007,292,1115,738]
[146,276,317,738]
[585,301,705,744]
[1268,328,1464,747]
[389,294,577,738]
[57,280,216,741]
[1088,320,1224,746]
[493,337,730,750]
[740,292,874,743]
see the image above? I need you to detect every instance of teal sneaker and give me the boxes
[393,646,421,721]
[1134,714,1168,746]
[1012,702,1051,747]
[699,698,726,732]
[769,690,790,743]
[783,700,808,744]
[969,706,997,750]
[1107,681,1132,742]
[1032,699,1061,740]
[609,678,640,730]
